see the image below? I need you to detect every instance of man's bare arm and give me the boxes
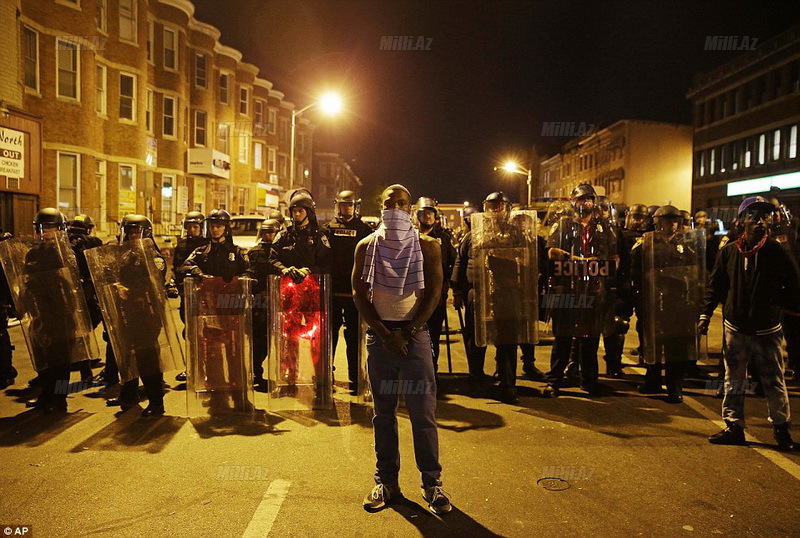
[351,237,392,342]
[407,234,443,332]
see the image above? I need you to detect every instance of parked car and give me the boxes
[230,215,267,249]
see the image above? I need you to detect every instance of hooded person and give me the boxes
[700,196,800,450]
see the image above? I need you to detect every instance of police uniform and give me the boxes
[321,216,371,387]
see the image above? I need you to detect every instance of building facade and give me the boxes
[2,0,314,236]
[312,152,361,223]
[687,23,800,220]
[538,120,693,210]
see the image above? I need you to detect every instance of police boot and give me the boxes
[773,423,797,451]
[708,421,746,446]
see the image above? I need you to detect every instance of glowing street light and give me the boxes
[290,92,343,189]
[494,160,533,207]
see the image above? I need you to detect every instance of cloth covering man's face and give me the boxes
[382,188,411,214]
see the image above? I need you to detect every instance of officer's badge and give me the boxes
[229,252,235,261]
[154,258,166,271]
[321,235,331,248]
[676,244,684,254]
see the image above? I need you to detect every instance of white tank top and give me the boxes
[372,288,422,321]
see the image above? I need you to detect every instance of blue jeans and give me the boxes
[367,328,442,489]
[722,328,790,427]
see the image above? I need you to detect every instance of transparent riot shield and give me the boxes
[541,201,575,240]
[642,229,706,365]
[85,240,183,383]
[471,210,538,347]
[266,274,332,411]
[545,213,618,338]
[184,276,254,419]
[0,233,99,372]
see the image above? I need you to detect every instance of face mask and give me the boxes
[382,208,412,226]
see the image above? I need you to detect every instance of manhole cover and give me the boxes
[537,477,571,491]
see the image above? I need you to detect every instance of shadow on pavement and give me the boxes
[190,412,289,438]
[71,411,186,453]
[0,410,93,447]
[388,498,503,537]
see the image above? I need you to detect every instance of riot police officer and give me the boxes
[0,228,15,390]
[615,204,651,365]
[269,191,331,399]
[321,190,372,391]
[105,215,170,416]
[249,218,282,391]
[414,197,457,374]
[180,209,254,413]
[172,211,208,382]
[66,214,103,382]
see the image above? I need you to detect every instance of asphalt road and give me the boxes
[1,303,799,537]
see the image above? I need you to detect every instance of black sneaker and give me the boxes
[175,371,187,382]
[638,383,665,394]
[542,384,560,398]
[773,423,797,451]
[363,483,402,512]
[421,485,452,515]
[708,421,746,445]
[522,364,545,381]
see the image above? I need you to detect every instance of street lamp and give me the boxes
[494,160,533,207]
[289,92,343,190]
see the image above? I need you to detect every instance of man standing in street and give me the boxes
[321,190,372,392]
[353,184,450,515]
[700,196,800,450]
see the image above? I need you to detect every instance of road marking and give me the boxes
[242,479,291,538]
[683,395,800,481]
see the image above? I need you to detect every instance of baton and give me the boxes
[443,305,453,374]
[456,305,468,356]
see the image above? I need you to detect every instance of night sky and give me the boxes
[191,0,800,208]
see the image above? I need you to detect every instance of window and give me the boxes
[162,175,175,223]
[254,101,264,132]
[268,147,277,174]
[744,138,752,168]
[57,152,80,213]
[731,140,739,171]
[770,129,781,161]
[56,39,79,99]
[194,110,207,146]
[23,27,38,91]
[268,109,277,134]
[238,187,248,215]
[163,96,176,137]
[239,87,249,116]
[239,132,250,164]
[719,144,727,173]
[279,118,289,143]
[217,122,229,154]
[145,89,154,132]
[758,133,766,165]
[147,19,153,62]
[96,64,106,115]
[183,105,188,143]
[219,73,229,104]
[279,155,287,178]
[790,125,798,159]
[254,142,264,170]
[298,133,305,154]
[698,151,705,177]
[96,0,107,32]
[163,27,177,70]
[119,0,136,43]
[195,53,207,88]
[734,86,744,114]
[709,148,715,175]
[119,164,136,214]
[119,73,136,121]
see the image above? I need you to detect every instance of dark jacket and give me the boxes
[321,217,372,295]
[248,241,280,294]
[173,236,209,285]
[701,237,800,335]
[179,239,252,281]
[269,225,331,275]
